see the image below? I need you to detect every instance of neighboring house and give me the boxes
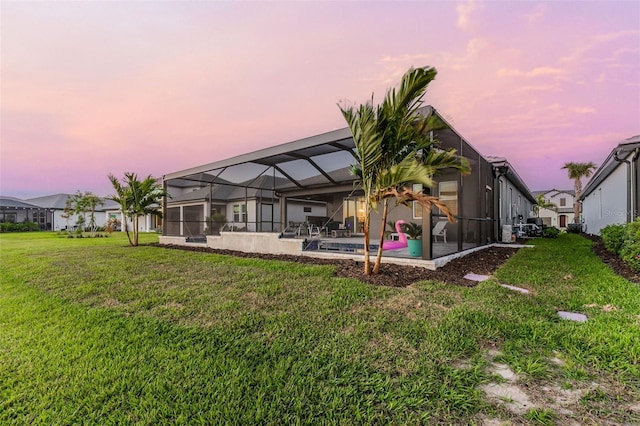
[488,157,537,236]
[0,197,53,229]
[25,193,158,232]
[580,135,640,235]
[531,189,576,229]
[25,193,78,231]
[0,192,160,232]
[161,105,536,260]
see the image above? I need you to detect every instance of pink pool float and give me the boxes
[382,220,408,250]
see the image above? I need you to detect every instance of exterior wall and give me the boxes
[52,209,108,230]
[582,160,628,234]
[536,207,555,227]
[286,201,327,224]
[497,177,534,228]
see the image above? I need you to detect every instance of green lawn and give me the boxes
[1,232,638,424]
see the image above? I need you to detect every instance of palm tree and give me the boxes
[562,162,597,224]
[108,174,134,246]
[107,172,167,246]
[82,192,104,235]
[339,66,470,275]
[533,194,557,217]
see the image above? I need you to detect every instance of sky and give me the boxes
[1,1,639,199]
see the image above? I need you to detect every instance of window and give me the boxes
[233,204,246,222]
[303,206,312,213]
[509,187,514,216]
[439,181,458,216]
[412,184,423,219]
[32,211,45,224]
[560,198,566,207]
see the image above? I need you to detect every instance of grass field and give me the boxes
[1,232,638,424]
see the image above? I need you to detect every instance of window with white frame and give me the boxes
[233,204,246,222]
[412,183,423,219]
[439,181,458,216]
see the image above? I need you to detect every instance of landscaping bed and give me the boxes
[160,243,520,287]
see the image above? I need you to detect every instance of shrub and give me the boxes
[601,224,626,255]
[0,221,40,233]
[566,223,582,233]
[543,227,560,238]
[620,219,640,272]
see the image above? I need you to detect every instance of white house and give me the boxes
[580,135,640,235]
[25,193,158,233]
[531,189,576,229]
[0,197,52,229]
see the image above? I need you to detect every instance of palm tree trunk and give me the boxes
[133,216,139,246]
[363,205,371,276]
[574,179,581,224]
[372,200,388,274]
[123,215,133,246]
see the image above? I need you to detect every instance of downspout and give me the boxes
[162,178,168,236]
[493,165,508,242]
[614,149,633,223]
[458,136,463,252]
[633,148,640,220]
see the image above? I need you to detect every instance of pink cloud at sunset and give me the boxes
[1,1,638,199]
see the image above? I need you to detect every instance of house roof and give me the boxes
[168,175,291,204]
[487,157,537,204]
[531,189,575,198]
[25,193,121,211]
[580,135,640,200]
[0,197,44,209]
[163,105,514,196]
[26,193,73,209]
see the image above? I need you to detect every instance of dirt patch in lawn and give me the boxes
[159,244,520,288]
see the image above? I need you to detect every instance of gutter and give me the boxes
[614,148,639,223]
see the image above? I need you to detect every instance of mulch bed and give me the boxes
[159,235,639,288]
[582,234,640,284]
[159,243,519,287]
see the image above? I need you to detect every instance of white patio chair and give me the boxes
[432,221,448,243]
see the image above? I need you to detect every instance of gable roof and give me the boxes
[531,189,575,198]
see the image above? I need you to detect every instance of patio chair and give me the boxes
[307,223,322,237]
[432,221,447,243]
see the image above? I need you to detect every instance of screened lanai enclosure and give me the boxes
[161,106,533,261]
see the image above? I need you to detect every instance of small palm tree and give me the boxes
[339,66,470,275]
[534,194,557,217]
[107,172,167,246]
[562,162,597,223]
